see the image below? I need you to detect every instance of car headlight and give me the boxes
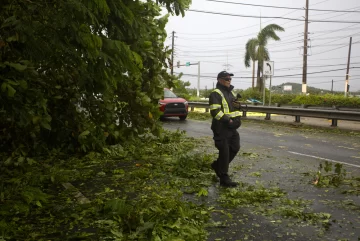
[158,101,166,105]
[184,101,188,105]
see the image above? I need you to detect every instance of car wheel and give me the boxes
[179,115,187,121]
[160,116,165,121]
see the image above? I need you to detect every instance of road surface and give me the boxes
[162,117,360,241]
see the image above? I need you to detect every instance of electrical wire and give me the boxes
[312,41,360,55]
[206,0,360,13]
[175,0,331,36]
[174,67,360,79]
[187,9,360,24]
[276,62,360,70]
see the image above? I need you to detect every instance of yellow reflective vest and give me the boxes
[210,89,242,121]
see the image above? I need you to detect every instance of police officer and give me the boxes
[209,71,242,187]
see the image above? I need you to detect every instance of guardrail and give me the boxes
[188,102,360,127]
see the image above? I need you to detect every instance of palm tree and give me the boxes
[244,24,284,91]
[244,40,257,89]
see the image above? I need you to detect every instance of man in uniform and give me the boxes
[209,71,242,187]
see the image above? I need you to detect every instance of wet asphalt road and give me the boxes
[162,117,360,241]
[162,118,360,169]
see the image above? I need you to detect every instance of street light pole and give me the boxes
[171,31,175,75]
[269,76,272,106]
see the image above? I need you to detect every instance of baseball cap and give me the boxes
[217,71,234,79]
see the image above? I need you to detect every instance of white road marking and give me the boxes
[288,151,360,169]
[338,146,356,150]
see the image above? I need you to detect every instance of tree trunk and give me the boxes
[252,60,255,89]
[256,61,262,91]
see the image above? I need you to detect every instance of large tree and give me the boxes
[244,24,284,91]
[0,0,191,157]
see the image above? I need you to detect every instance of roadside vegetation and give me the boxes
[3,128,359,240]
[2,1,360,240]
[187,89,360,108]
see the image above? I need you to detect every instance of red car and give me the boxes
[159,88,189,120]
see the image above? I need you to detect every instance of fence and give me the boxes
[188,102,360,127]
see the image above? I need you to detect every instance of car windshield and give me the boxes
[164,89,178,98]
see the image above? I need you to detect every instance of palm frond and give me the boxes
[264,48,270,61]
[258,24,285,45]
[263,24,285,33]
[244,51,251,68]
[244,38,258,67]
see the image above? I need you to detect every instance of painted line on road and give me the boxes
[338,146,356,150]
[288,151,360,169]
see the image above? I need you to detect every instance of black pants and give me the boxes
[213,129,240,177]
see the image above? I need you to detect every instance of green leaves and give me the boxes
[1,0,186,155]
[104,199,131,216]
[315,161,347,187]
[197,188,208,197]
[1,82,16,97]
[0,7,196,240]
[289,94,360,107]
[4,61,27,71]
[79,130,91,138]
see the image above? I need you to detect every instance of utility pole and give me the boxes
[345,37,352,97]
[331,79,333,94]
[171,31,175,75]
[302,0,309,95]
[197,61,201,97]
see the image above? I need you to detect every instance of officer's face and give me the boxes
[219,76,232,88]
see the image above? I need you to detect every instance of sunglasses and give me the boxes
[222,77,232,81]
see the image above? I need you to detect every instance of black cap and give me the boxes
[217,71,234,79]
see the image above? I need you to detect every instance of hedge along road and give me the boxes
[162,117,360,241]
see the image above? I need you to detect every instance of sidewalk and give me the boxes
[246,114,360,131]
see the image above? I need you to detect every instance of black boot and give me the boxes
[220,175,238,187]
[211,161,220,177]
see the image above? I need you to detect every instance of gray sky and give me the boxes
[164,0,360,92]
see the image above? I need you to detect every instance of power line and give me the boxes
[310,4,360,16]
[277,63,360,70]
[311,31,360,46]
[312,41,360,55]
[175,67,360,79]
[175,8,298,36]
[206,0,360,13]
[307,55,360,61]
[187,9,360,24]
[175,0,330,36]
[172,12,360,46]
[313,26,360,33]
[176,42,360,56]
[277,67,360,77]
[268,9,360,41]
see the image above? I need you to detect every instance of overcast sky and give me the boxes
[163,0,360,92]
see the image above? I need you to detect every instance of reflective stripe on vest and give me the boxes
[212,89,242,120]
[210,104,221,110]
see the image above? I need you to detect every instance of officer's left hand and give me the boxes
[232,101,241,109]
